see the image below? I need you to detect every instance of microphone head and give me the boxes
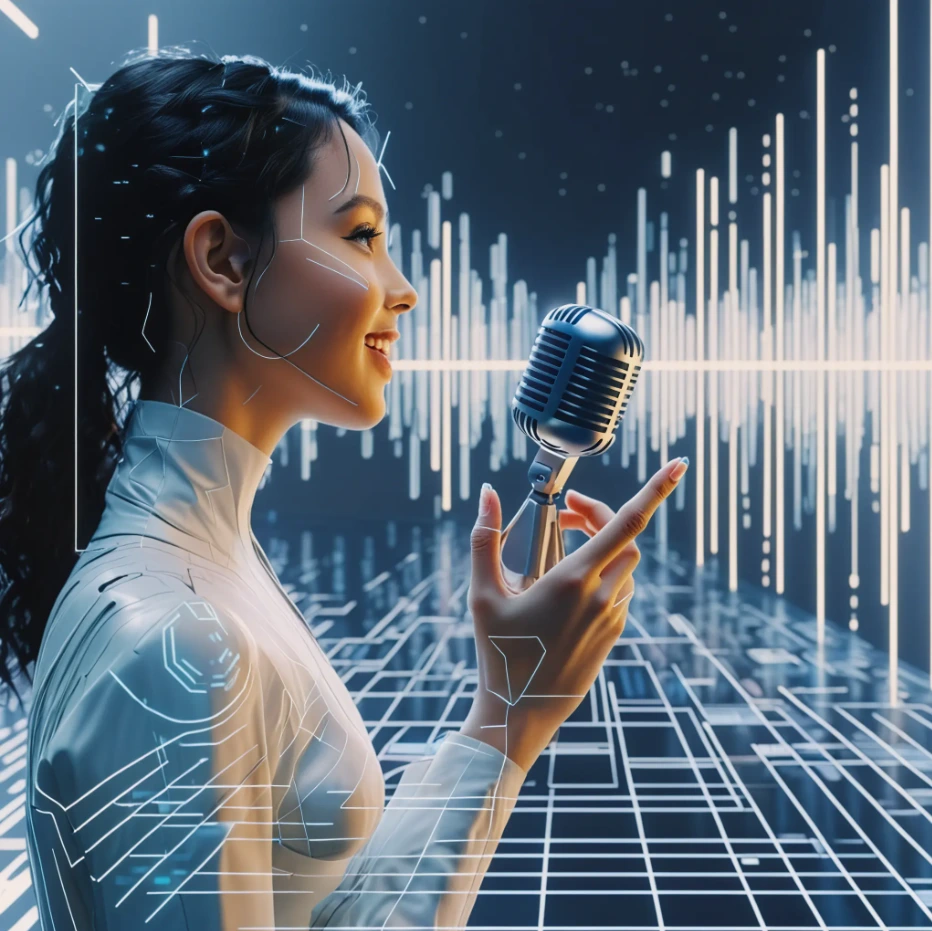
[511,304,644,458]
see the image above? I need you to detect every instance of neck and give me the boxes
[138,378,292,457]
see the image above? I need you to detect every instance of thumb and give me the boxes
[470,482,506,602]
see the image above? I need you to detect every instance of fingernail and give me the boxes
[479,482,493,515]
[670,456,689,481]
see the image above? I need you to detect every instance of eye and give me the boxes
[344,223,383,251]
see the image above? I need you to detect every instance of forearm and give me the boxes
[459,696,557,774]
[308,730,527,929]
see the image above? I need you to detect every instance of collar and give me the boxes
[93,399,273,564]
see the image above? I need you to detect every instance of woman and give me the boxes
[4,47,689,930]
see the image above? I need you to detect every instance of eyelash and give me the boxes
[345,223,384,250]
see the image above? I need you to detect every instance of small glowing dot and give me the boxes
[560,171,568,179]
[514,82,522,90]
[712,92,721,101]
[762,575,770,587]
[762,171,771,185]
[300,23,307,31]
[841,114,850,123]
[606,104,614,113]
[719,10,727,18]
[850,595,859,609]
[803,28,812,37]
[751,186,759,195]
[43,103,52,112]
[778,54,787,62]
[800,110,809,119]
[850,123,858,136]
[791,188,800,196]
[460,31,468,38]
[793,169,801,177]
[729,24,737,32]
[701,53,709,62]
[849,617,858,631]
[761,558,770,572]
[667,83,676,92]
[660,99,669,107]
[850,87,858,99]
[405,101,413,110]
[654,64,663,74]
[595,102,604,110]
[850,103,858,116]
[705,123,714,132]
[742,496,750,508]
[849,573,859,588]
[558,188,567,196]
[349,46,357,54]
[763,133,771,146]
[418,14,427,23]
[728,209,736,220]
[777,74,786,82]
[762,539,771,554]
[906,87,914,96]
[518,151,526,159]
[664,12,673,21]
[828,44,836,52]
[597,182,606,191]
[621,60,629,68]
[748,99,756,106]
[584,66,593,74]
[631,68,639,76]
[725,70,733,78]
[495,129,503,137]
[763,153,771,166]
[668,132,677,140]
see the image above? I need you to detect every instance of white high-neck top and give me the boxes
[25,399,526,931]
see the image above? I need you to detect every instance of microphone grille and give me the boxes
[512,304,644,457]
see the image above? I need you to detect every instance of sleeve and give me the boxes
[37,596,277,931]
[308,730,527,930]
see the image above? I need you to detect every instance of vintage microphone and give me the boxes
[499,303,644,591]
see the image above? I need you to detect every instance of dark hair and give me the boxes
[0,45,380,695]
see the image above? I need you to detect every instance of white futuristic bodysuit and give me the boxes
[25,398,527,930]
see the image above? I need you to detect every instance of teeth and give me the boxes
[364,337,389,356]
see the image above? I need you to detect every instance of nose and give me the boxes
[385,270,418,316]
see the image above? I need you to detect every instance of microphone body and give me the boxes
[500,304,644,590]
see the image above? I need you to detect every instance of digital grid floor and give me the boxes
[1,518,931,930]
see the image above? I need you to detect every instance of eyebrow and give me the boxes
[332,193,390,227]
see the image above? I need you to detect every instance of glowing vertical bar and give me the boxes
[729,220,738,588]
[147,14,158,53]
[709,177,720,555]
[430,257,441,472]
[441,220,452,510]
[775,114,785,593]
[696,169,706,567]
[763,189,773,548]
[889,0,900,706]
[929,0,932,688]
[880,163,889,606]
[816,48,826,642]
[729,128,738,204]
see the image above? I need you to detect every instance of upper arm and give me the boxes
[37,595,276,931]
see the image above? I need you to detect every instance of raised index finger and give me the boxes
[562,457,689,574]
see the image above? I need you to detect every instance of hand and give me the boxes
[462,457,690,771]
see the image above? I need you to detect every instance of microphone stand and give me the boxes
[499,447,579,592]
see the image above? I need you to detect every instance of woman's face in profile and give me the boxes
[236,117,417,430]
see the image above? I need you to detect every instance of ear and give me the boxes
[181,211,254,315]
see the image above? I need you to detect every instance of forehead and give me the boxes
[305,118,385,207]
